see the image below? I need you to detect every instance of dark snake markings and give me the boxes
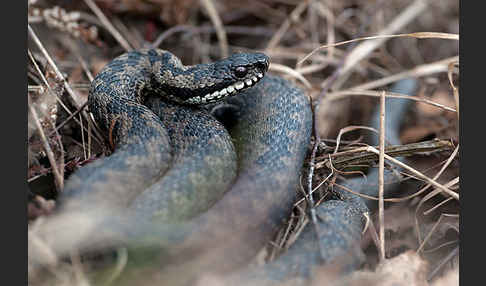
[57,49,313,276]
[35,48,415,285]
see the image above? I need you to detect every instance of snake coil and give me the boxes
[33,49,312,282]
[29,48,415,286]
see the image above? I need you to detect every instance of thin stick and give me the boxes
[74,52,95,82]
[447,61,460,120]
[200,0,228,58]
[294,166,333,206]
[265,0,310,51]
[366,146,459,200]
[83,0,132,52]
[299,1,432,69]
[401,145,459,203]
[87,114,92,158]
[73,50,95,158]
[150,25,278,49]
[269,63,312,88]
[378,91,386,261]
[416,212,460,255]
[363,212,384,259]
[28,48,86,136]
[28,97,64,191]
[326,89,457,113]
[317,139,454,170]
[150,25,193,48]
[345,56,459,91]
[334,182,394,202]
[333,126,379,155]
[308,1,319,44]
[28,24,105,145]
[333,158,456,204]
[313,1,335,61]
[305,141,327,260]
[112,16,142,49]
[417,177,459,215]
[427,246,458,282]
[79,112,87,160]
[48,101,89,136]
[423,197,454,216]
[298,32,457,66]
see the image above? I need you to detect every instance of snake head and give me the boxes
[183,52,269,105]
[224,52,269,80]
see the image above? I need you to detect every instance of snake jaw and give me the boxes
[185,71,265,104]
[164,52,269,105]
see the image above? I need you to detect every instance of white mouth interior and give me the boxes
[185,72,264,104]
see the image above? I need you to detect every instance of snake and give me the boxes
[32,48,311,282]
[29,47,416,285]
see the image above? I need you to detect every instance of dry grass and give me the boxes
[27,0,459,285]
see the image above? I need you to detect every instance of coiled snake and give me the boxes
[30,48,415,285]
[36,49,312,281]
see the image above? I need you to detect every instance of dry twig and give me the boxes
[366,146,459,200]
[28,96,64,191]
[269,63,312,89]
[83,0,133,51]
[265,0,310,51]
[28,24,105,147]
[200,0,229,58]
[378,91,386,261]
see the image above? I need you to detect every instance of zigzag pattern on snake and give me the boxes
[30,49,416,286]
[51,49,312,277]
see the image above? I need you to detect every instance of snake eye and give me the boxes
[234,66,248,78]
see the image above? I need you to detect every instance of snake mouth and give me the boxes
[185,72,264,104]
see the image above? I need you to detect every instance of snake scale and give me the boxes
[30,47,416,285]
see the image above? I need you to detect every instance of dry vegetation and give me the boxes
[28,0,459,285]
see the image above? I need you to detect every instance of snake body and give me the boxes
[43,49,312,280]
[29,48,418,285]
[61,49,270,218]
[28,46,419,286]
